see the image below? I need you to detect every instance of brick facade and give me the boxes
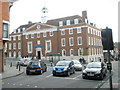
[6,11,103,63]
[0,0,16,72]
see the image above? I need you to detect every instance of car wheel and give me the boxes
[26,71,30,75]
[45,68,47,72]
[82,76,86,79]
[39,70,43,75]
[53,73,56,76]
[67,71,70,76]
[73,69,75,74]
[100,74,104,80]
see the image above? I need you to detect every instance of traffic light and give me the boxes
[101,27,114,50]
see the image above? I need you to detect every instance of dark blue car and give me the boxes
[26,60,47,75]
[52,60,75,76]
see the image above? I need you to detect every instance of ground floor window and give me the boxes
[70,49,74,56]
[62,49,66,56]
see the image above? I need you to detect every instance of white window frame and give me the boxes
[74,19,78,24]
[61,38,66,47]
[9,43,12,50]
[88,37,91,45]
[45,40,52,52]
[66,20,70,25]
[26,34,29,39]
[77,37,82,45]
[13,36,16,41]
[78,48,83,56]
[9,36,11,41]
[18,42,21,49]
[13,51,16,58]
[9,52,12,57]
[61,30,65,35]
[27,42,33,53]
[70,49,74,56]
[77,27,81,33]
[37,40,40,44]
[59,21,63,26]
[69,37,74,46]
[13,43,16,49]
[31,34,34,38]
[43,32,46,37]
[69,28,73,34]
[37,33,40,38]
[50,31,53,36]
[18,36,21,40]
[18,51,21,58]
[62,49,66,56]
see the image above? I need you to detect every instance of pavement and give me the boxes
[0,60,120,89]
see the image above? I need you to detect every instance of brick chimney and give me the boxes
[28,21,32,24]
[82,10,87,22]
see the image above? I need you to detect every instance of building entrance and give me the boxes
[37,51,41,59]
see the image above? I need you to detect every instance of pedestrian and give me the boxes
[79,58,82,64]
[99,58,101,62]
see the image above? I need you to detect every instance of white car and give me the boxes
[17,58,31,66]
[72,60,82,71]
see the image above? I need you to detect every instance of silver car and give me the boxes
[72,60,82,71]
[82,62,107,80]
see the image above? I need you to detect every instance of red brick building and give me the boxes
[0,0,16,72]
[6,11,103,63]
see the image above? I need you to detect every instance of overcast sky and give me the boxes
[10,0,119,42]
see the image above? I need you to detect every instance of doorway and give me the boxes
[37,51,41,59]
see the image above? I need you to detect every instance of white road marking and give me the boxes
[13,84,15,85]
[72,74,82,79]
[8,83,9,84]
[27,85,30,87]
[35,86,38,88]
[20,84,23,86]
[46,74,52,77]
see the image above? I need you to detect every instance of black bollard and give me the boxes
[10,62,12,67]
[19,64,21,71]
[16,63,19,69]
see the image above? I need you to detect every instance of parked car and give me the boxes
[52,60,75,76]
[82,62,107,80]
[26,60,47,75]
[16,57,32,66]
[72,60,82,71]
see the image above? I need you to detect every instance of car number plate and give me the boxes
[87,74,94,76]
[56,70,62,72]
[30,70,35,72]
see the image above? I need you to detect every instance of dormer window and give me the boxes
[18,29,20,33]
[31,34,34,38]
[66,20,70,25]
[59,21,63,26]
[22,28,25,31]
[74,19,78,24]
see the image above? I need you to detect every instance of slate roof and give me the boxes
[46,15,84,26]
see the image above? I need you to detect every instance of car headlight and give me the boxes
[83,70,87,73]
[64,67,68,71]
[96,70,101,74]
[53,67,56,70]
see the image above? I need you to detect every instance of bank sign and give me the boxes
[34,45,43,47]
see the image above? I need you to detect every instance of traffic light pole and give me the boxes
[107,28,113,90]
[107,49,113,90]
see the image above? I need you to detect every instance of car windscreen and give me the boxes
[56,61,70,66]
[73,60,80,64]
[86,63,101,68]
[29,62,39,66]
